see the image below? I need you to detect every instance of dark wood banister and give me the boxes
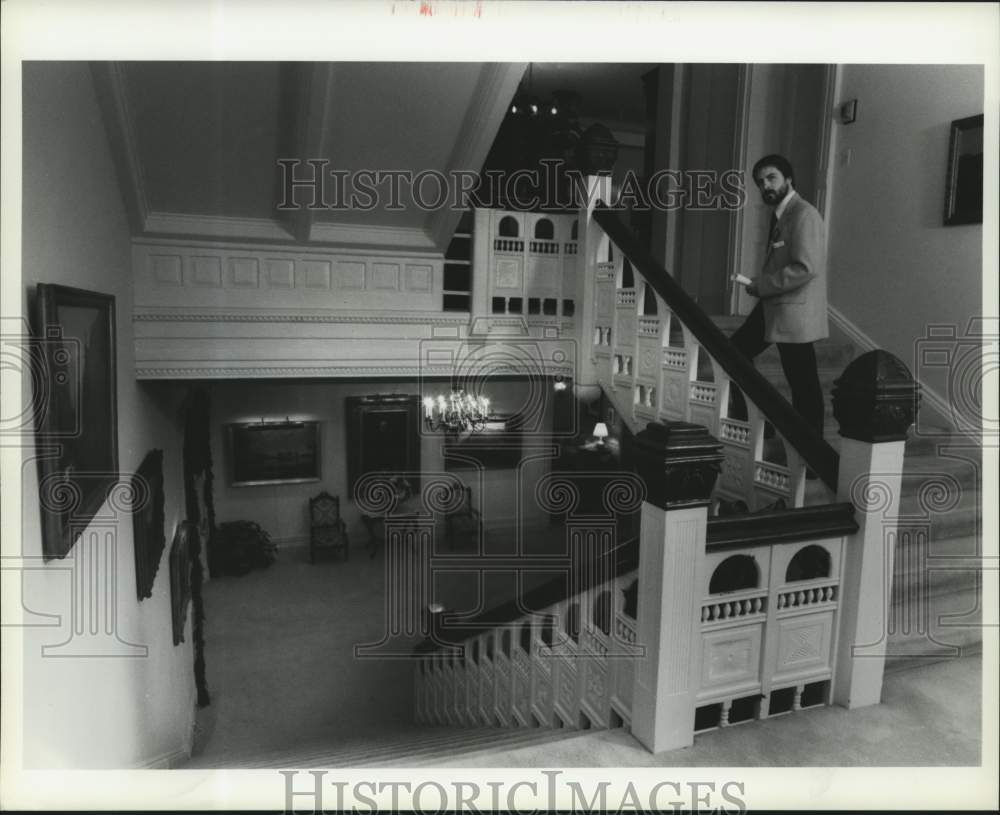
[414,501,858,651]
[413,206,851,655]
[593,203,840,490]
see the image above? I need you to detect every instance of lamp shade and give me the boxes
[592,422,609,440]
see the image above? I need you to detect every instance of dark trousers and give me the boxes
[729,304,825,437]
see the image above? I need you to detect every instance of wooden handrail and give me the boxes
[414,500,858,652]
[593,203,840,491]
[414,536,639,652]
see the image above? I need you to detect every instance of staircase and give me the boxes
[185,722,597,769]
[714,316,984,664]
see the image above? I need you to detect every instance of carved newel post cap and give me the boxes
[832,349,921,443]
[633,421,723,510]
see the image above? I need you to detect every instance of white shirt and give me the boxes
[774,187,797,221]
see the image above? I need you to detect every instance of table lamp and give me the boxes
[592,422,609,446]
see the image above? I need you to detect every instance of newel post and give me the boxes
[630,421,723,752]
[832,350,920,708]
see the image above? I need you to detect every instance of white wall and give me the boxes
[209,378,557,546]
[826,64,984,415]
[20,63,194,768]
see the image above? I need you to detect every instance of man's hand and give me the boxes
[746,281,759,297]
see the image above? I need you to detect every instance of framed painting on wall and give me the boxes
[169,521,195,645]
[132,449,165,600]
[32,284,118,560]
[944,113,984,225]
[345,394,420,500]
[227,420,321,486]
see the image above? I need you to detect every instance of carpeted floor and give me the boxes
[188,521,577,763]
[186,527,985,770]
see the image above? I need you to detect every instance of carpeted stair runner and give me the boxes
[186,723,601,769]
[713,318,984,664]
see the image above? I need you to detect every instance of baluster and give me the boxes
[720,699,732,727]
[792,686,804,711]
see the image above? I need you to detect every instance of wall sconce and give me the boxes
[840,99,858,124]
[592,422,609,446]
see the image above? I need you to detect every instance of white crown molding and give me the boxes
[135,359,574,380]
[135,364,460,380]
[132,233,442,260]
[143,212,296,243]
[308,221,437,252]
[133,307,469,326]
[426,62,528,251]
[90,62,150,234]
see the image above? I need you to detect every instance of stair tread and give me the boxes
[195,723,589,769]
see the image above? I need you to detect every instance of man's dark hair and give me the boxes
[752,154,795,185]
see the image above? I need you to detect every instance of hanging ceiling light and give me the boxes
[508,64,568,119]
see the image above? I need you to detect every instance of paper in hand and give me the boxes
[731,274,753,286]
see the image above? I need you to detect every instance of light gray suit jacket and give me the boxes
[756,192,829,343]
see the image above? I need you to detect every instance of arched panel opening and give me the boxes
[498,215,519,237]
[534,218,554,240]
[786,545,832,582]
[641,283,659,316]
[709,554,759,594]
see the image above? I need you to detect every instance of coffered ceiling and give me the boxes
[93,61,525,254]
[91,61,652,255]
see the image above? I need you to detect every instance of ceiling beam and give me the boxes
[426,62,527,252]
[282,62,334,244]
[89,62,150,235]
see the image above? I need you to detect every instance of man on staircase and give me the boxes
[730,153,829,443]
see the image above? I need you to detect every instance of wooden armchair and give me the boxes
[444,484,481,550]
[309,491,349,563]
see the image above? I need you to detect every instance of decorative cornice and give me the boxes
[135,365,460,379]
[143,212,296,243]
[132,235,444,261]
[308,221,437,251]
[133,309,469,325]
[135,361,574,380]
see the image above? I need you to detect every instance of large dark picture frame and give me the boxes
[228,420,321,487]
[345,394,420,499]
[944,113,984,226]
[169,521,195,646]
[33,284,118,560]
[132,449,165,600]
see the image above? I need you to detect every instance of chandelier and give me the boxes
[423,390,490,434]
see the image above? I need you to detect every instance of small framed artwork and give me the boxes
[169,521,195,645]
[944,113,984,226]
[132,449,165,601]
[33,284,118,560]
[228,420,321,486]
